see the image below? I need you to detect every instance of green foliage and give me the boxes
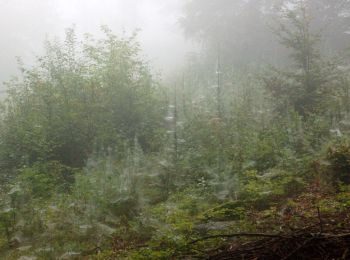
[200,201,246,222]
[264,3,344,117]
[0,26,165,172]
[0,3,349,258]
[327,142,350,184]
[239,169,306,209]
[18,161,76,198]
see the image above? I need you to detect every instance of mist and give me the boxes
[0,0,191,89]
[1,1,350,259]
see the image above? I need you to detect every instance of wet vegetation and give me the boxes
[1,0,350,259]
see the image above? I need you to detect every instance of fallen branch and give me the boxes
[206,231,350,260]
[317,207,323,234]
[189,233,286,245]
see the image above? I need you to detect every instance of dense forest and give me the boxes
[1,0,350,259]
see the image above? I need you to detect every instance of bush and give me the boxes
[18,161,77,198]
[327,142,350,184]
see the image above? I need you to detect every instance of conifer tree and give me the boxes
[264,1,342,117]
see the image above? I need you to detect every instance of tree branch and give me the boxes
[189,233,286,245]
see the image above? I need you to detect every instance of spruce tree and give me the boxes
[264,1,341,117]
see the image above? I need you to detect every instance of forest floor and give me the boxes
[184,184,350,260]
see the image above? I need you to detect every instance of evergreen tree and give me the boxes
[264,1,342,117]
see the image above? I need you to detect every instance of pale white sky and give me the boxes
[0,0,192,88]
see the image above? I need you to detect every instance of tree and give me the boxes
[303,0,350,53]
[180,0,282,67]
[180,0,350,68]
[263,1,343,117]
[0,27,165,174]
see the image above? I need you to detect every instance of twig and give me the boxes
[281,237,315,260]
[189,233,286,245]
[342,248,349,259]
[314,233,350,238]
[317,207,323,235]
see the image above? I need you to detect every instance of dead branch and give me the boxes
[189,233,287,245]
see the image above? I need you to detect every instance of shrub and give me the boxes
[327,142,350,184]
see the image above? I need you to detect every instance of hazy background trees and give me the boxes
[0,0,191,90]
[180,0,350,67]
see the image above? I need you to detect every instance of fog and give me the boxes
[0,0,192,89]
[2,0,349,91]
[1,1,350,258]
